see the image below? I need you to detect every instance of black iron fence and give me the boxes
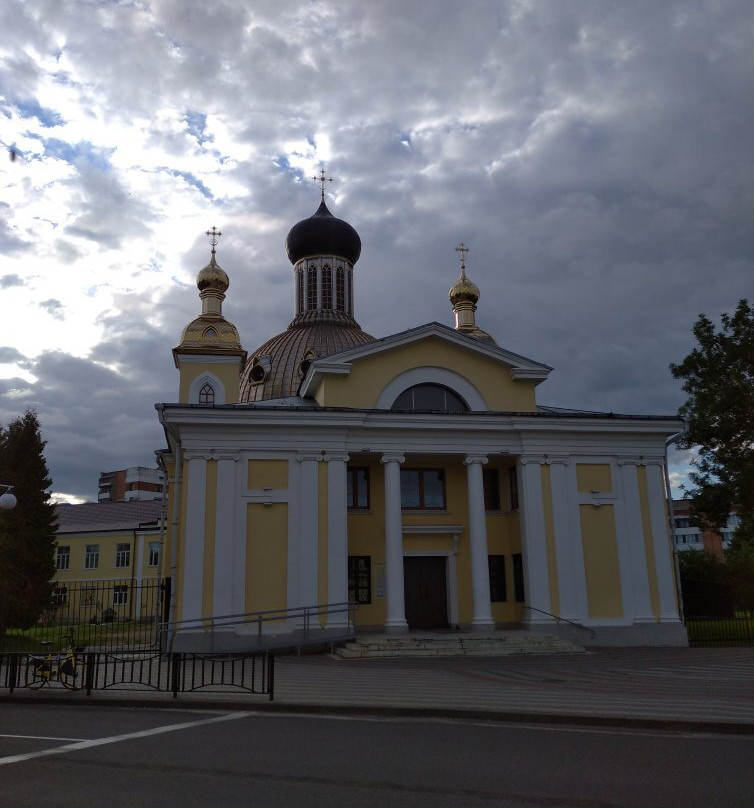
[685,615,754,647]
[0,578,169,653]
[1,649,274,700]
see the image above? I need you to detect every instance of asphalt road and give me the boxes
[1,704,752,807]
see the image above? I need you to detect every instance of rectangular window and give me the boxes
[508,466,519,511]
[307,265,317,310]
[84,544,100,570]
[488,555,507,602]
[336,267,345,311]
[346,467,370,509]
[55,545,70,570]
[348,556,371,604]
[400,469,446,510]
[512,553,525,602]
[148,541,160,567]
[113,585,128,606]
[321,264,332,309]
[296,268,304,314]
[115,542,131,568]
[483,469,501,511]
[51,586,68,607]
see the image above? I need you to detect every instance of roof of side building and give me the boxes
[55,500,164,534]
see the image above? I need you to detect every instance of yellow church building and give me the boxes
[156,186,686,650]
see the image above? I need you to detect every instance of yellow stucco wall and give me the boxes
[579,504,624,618]
[576,464,613,493]
[177,360,242,404]
[311,337,538,411]
[246,503,288,614]
[248,459,289,490]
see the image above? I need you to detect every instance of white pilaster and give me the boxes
[646,460,681,621]
[549,458,588,621]
[182,453,207,622]
[296,453,320,615]
[518,456,552,621]
[213,454,239,618]
[325,452,350,629]
[464,455,494,631]
[616,459,654,622]
[382,453,408,633]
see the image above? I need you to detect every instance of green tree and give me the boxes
[0,410,58,632]
[670,299,754,546]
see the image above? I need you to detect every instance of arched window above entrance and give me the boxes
[390,383,469,413]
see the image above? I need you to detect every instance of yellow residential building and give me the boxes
[156,193,686,649]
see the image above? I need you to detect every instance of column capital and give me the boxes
[296,452,322,463]
[380,453,405,465]
[322,452,350,463]
[617,455,665,467]
[463,454,488,467]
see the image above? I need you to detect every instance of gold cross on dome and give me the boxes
[312,167,333,201]
[455,242,469,274]
[206,226,222,255]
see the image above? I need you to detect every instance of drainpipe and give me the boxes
[664,429,687,622]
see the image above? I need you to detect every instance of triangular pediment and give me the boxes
[300,322,551,411]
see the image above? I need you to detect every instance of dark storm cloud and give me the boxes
[1,0,752,497]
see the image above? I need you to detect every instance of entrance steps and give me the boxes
[335,631,585,659]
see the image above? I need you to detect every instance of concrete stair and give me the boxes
[335,631,585,659]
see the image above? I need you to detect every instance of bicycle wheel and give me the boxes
[58,655,79,689]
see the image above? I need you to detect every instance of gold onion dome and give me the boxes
[196,254,229,293]
[449,272,480,305]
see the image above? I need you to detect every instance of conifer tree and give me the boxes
[0,410,57,631]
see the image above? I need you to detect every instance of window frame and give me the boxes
[346,467,370,510]
[199,383,215,405]
[148,541,160,567]
[512,552,525,602]
[55,545,71,570]
[113,585,128,606]
[348,555,372,604]
[400,468,447,510]
[508,466,519,511]
[84,544,100,570]
[488,555,507,602]
[115,542,131,569]
[483,468,501,511]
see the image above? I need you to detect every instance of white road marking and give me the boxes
[0,711,250,766]
[0,734,87,742]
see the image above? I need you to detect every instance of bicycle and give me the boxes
[27,629,84,690]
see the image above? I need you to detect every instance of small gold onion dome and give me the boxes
[196,255,229,293]
[449,273,479,306]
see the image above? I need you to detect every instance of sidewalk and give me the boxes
[4,646,754,733]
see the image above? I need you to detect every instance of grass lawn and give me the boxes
[1,619,161,652]
[685,614,754,646]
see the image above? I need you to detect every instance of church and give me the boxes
[156,177,687,649]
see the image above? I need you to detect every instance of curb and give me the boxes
[3,694,753,736]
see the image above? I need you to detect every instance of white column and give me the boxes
[182,453,207,623]
[382,453,408,633]
[646,460,681,621]
[325,452,350,629]
[518,456,552,621]
[464,455,495,631]
[213,454,239,619]
[296,453,320,614]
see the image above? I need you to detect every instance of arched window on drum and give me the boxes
[391,383,469,413]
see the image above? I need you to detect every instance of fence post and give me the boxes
[84,652,95,695]
[171,654,181,699]
[8,654,17,694]
[268,652,275,702]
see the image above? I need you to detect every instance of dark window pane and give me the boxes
[391,384,469,413]
[488,555,507,602]
[400,470,420,508]
[513,553,525,602]
[509,466,519,510]
[347,467,370,509]
[483,468,500,510]
[423,470,445,508]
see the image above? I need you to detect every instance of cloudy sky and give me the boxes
[1,0,751,503]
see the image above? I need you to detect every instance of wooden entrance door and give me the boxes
[403,556,449,629]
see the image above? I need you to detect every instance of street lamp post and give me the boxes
[0,484,17,510]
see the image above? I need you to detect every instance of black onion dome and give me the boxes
[285,200,361,265]
[240,322,375,402]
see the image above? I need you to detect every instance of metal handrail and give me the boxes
[164,601,357,652]
[523,605,597,639]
